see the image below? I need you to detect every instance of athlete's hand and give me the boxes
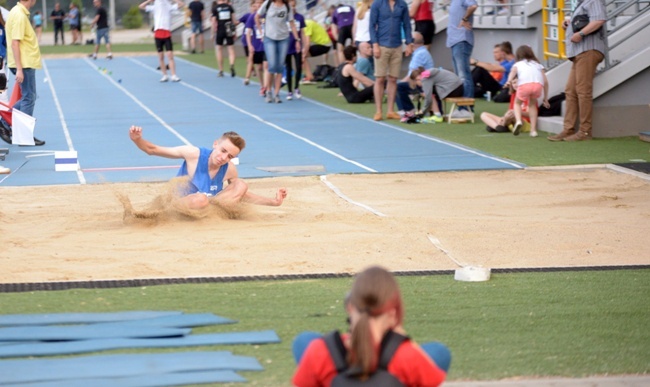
[129,125,143,142]
[274,188,288,206]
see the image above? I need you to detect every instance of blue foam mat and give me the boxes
[0,311,182,326]
[96,313,236,328]
[0,351,263,384]
[0,325,191,341]
[3,370,247,387]
[0,330,280,358]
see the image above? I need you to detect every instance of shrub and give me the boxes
[122,5,143,29]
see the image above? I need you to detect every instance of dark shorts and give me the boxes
[155,37,173,52]
[70,24,80,32]
[415,20,436,46]
[337,25,353,45]
[216,29,234,46]
[309,44,330,57]
[253,51,265,64]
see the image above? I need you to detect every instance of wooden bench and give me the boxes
[444,97,475,124]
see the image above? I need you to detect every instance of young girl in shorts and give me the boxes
[505,45,550,137]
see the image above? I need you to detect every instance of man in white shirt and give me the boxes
[139,0,185,82]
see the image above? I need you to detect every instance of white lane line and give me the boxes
[164,57,377,173]
[42,60,87,184]
[83,58,192,146]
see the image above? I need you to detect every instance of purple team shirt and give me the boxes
[287,13,305,55]
[332,4,355,27]
[245,13,264,52]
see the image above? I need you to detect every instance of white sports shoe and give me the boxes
[451,109,473,119]
[171,75,181,82]
[160,75,169,82]
[0,165,10,174]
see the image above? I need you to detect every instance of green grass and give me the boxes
[1,270,649,385]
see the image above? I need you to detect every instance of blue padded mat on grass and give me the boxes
[0,330,281,357]
[0,311,183,326]
[0,325,190,341]
[3,370,247,387]
[0,351,263,384]
[93,313,236,328]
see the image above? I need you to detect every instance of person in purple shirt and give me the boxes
[245,0,267,94]
[128,126,287,211]
[369,0,413,121]
[285,0,305,100]
[331,3,355,64]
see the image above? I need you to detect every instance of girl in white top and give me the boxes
[505,45,550,137]
[353,0,372,44]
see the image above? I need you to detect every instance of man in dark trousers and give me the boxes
[50,2,66,45]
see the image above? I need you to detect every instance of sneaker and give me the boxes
[218,71,224,77]
[265,92,272,103]
[497,7,510,15]
[286,92,293,100]
[160,75,169,82]
[244,78,250,86]
[530,131,539,138]
[295,89,302,99]
[89,53,97,60]
[171,75,181,82]
[0,119,12,144]
[400,112,415,123]
[423,115,444,124]
[513,122,522,136]
[451,109,473,119]
[107,54,113,60]
[231,66,236,78]
[275,95,282,104]
[0,165,9,174]
[259,87,266,97]
[33,137,45,146]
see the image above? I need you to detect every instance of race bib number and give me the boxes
[337,6,351,13]
[219,10,231,20]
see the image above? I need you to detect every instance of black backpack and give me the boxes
[312,64,335,82]
[323,330,407,387]
[539,92,566,117]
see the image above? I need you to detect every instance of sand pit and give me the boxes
[1,168,649,284]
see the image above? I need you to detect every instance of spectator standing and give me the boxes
[188,0,205,54]
[31,11,42,44]
[89,0,112,60]
[410,0,435,47]
[244,0,266,93]
[0,11,10,153]
[548,0,606,142]
[469,41,515,102]
[285,0,305,100]
[68,3,81,45]
[255,0,300,103]
[239,0,255,84]
[446,0,477,110]
[2,0,45,146]
[139,0,184,82]
[369,0,414,121]
[301,19,331,83]
[212,0,237,77]
[50,3,65,45]
[331,2,355,64]
[352,0,371,45]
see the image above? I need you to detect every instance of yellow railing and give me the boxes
[543,0,571,61]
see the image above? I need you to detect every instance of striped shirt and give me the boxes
[565,0,607,59]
